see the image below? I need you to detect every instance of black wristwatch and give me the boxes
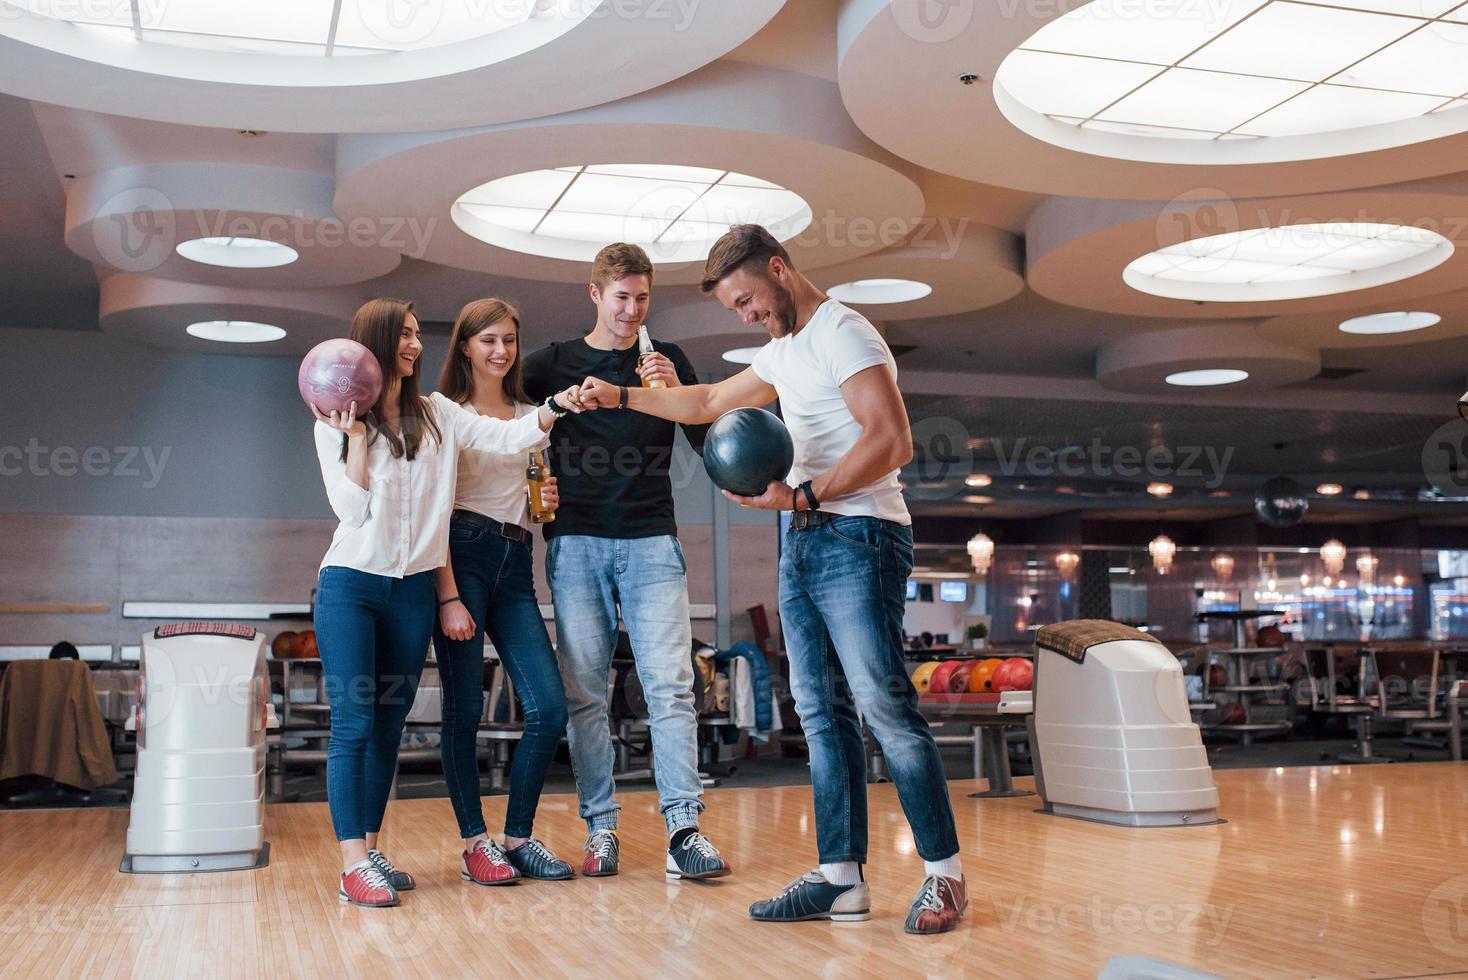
[544,394,569,418]
[799,480,820,511]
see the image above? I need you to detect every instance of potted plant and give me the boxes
[965,622,989,651]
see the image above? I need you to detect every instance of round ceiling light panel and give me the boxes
[452,164,813,264]
[1123,222,1455,302]
[828,278,934,304]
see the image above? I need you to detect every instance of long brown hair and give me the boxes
[437,298,530,407]
[346,297,440,460]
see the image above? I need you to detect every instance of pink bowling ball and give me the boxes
[298,339,383,415]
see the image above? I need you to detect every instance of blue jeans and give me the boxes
[433,520,568,840]
[314,565,435,842]
[780,517,960,864]
[547,534,703,834]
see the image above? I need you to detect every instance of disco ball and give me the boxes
[1254,476,1309,528]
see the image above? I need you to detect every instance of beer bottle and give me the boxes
[637,324,666,389]
[527,450,554,524]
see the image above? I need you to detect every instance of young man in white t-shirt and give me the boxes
[576,225,965,935]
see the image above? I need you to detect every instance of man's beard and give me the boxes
[769,282,798,338]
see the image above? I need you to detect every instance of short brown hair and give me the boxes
[700,224,792,294]
[591,242,654,290]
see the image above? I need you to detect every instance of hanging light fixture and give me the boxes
[1148,535,1176,575]
[1055,550,1080,581]
[1356,553,1378,585]
[1211,553,1235,581]
[967,533,995,575]
[1320,539,1347,576]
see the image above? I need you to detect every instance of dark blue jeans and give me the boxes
[780,517,960,864]
[315,565,435,842]
[434,519,568,840]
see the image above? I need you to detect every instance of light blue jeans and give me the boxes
[547,534,703,834]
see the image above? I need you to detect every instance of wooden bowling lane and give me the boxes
[3,764,1468,978]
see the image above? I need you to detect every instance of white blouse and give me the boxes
[314,391,547,578]
[448,399,550,529]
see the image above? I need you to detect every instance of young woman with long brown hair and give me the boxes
[311,297,588,908]
[432,298,576,886]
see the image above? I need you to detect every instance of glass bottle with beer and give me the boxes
[527,449,554,524]
[637,324,666,389]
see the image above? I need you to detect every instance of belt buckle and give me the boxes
[792,510,819,531]
[500,522,526,543]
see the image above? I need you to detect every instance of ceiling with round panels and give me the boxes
[0,0,788,131]
[994,0,1468,162]
[837,0,1468,199]
[6,0,1468,508]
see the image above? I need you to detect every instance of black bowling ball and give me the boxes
[703,407,795,497]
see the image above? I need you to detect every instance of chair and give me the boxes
[1367,648,1447,749]
[1303,646,1386,764]
[1449,680,1468,761]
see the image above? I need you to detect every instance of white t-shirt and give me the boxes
[449,399,551,529]
[749,299,910,525]
[314,392,547,578]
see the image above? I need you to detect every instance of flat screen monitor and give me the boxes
[939,581,968,603]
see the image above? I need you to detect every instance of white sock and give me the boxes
[820,862,861,886]
[924,856,963,880]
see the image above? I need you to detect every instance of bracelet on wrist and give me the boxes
[618,385,629,409]
[544,394,569,418]
[437,596,460,608]
[799,480,820,511]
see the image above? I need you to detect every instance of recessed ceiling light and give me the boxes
[453,165,812,264]
[1127,223,1454,302]
[965,474,993,488]
[964,495,995,505]
[1354,489,1372,500]
[176,237,299,269]
[1148,482,1173,498]
[1316,483,1343,496]
[993,0,1468,163]
[1338,311,1441,335]
[828,278,933,305]
[185,320,286,343]
[721,347,764,365]
[1165,368,1250,386]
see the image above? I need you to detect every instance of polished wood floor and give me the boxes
[4,764,1468,978]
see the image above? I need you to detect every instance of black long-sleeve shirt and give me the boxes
[522,337,707,541]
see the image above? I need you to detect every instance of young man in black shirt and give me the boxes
[522,243,730,881]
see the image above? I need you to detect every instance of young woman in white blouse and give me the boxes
[311,297,586,908]
[431,298,578,886]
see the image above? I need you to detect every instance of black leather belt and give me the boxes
[451,508,528,543]
[790,510,835,531]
